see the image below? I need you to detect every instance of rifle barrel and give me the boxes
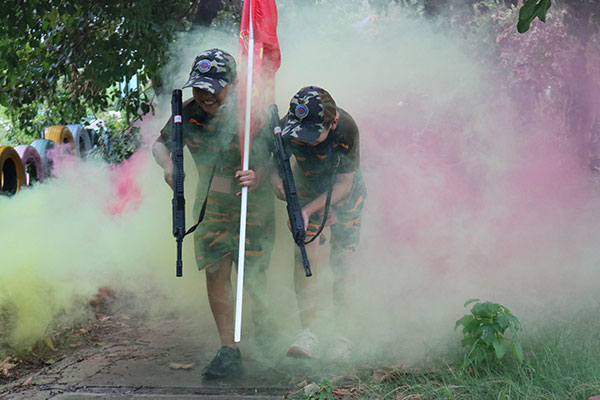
[274,124,312,278]
[172,89,185,277]
[176,239,183,277]
[299,244,312,277]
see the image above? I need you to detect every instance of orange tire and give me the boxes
[44,125,75,146]
[0,145,26,195]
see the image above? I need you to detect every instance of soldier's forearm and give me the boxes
[152,139,173,170]
[303,172,354,216]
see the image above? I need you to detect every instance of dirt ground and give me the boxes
[0,291,325,400]
[0,284,376,400]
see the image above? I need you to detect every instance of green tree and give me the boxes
[515,0,600,35]
[0,0,192,141]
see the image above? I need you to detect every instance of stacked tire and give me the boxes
[44,125,74,148]
[15,145,44,185]
[1,124,94,196]
[31,139,55,179]
[66,124,92,158]
[0,146,26,195]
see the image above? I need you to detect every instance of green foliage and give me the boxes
[211,2,242,33]
[85,112,142,164]
[304,379,336,400]
[517,0,552,33]
[451,1,592,128]
[455,298,524,370]
[0,0,190,140]
[360,306,600,398]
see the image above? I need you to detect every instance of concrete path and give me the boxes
[0,310,303,399]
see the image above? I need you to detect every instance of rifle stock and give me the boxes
[171,89,185,277]
[271,105,312,277]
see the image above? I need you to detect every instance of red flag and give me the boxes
[237,0,281,161]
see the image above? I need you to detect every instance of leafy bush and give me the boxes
[304,378,336,400]
[85,112,142,164]
[455,298,524,370]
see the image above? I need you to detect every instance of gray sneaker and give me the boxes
[286,328,320,358]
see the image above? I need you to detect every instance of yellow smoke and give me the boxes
[1,1,600,369]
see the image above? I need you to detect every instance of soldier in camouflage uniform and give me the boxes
[152,49,275,379]
[272,86,366,360]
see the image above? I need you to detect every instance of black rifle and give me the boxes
[273,124,312,277]
[170,90,217,277]
[271,104,335,278]
[172,89,185,277]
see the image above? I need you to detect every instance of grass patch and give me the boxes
[294,307,600,399]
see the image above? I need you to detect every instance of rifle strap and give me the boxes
[304,139,335,244]
[304,186,332,244]
[184,163,217,237]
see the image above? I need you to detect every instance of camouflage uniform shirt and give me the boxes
[160,95,275,270]
[280,108,366,254]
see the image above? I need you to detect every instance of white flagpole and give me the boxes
[234,0,254,343]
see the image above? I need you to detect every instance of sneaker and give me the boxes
[202,346,242,379]
[329,335,352,362]
[286,328,320,358]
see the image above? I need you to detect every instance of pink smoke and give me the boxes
[107,151,146,216]
[359,96,598,277]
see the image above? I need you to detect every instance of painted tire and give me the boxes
[0,146,26,195]
[44,125,75,147]
[31,139,55,178]
[14,145,44,184]
[66,124,92,158]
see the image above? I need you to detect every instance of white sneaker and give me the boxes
[286,328,320,358]
[329,335,352,362]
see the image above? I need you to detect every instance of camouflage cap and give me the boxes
[182,49,236,93]
[281,86,337,143]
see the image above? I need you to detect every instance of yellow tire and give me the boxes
[0,145,26,195]
[44,125,75,146]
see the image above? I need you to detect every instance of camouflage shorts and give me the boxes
[297,170,366,254]
[193,190,275,271]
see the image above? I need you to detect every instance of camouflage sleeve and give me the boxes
[336,110,360,174]
[159,98,196,152]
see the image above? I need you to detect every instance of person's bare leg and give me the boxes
[294,240,324,333]
[244,262,275,353]
[330,248,355,333]
[245,263,269,326]
[205,255,235,348]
